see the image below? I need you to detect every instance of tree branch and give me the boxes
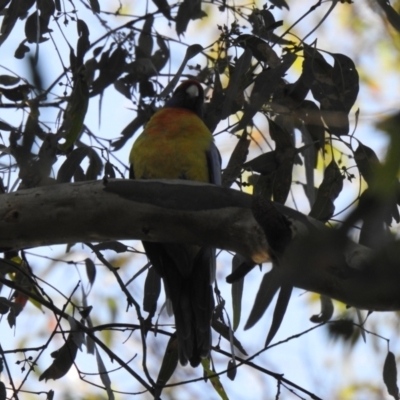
[1,179,400,311]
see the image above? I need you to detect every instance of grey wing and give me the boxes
[206,140,222,185]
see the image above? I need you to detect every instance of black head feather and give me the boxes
[164,80,205,119]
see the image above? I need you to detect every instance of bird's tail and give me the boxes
[173,247,214,367]
[144,242,214,367]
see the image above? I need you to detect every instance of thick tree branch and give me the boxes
[0,179,270,262]
[1,179,399,311]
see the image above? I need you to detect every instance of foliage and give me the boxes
[0,0,400,399]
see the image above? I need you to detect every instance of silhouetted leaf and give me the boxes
[296,100,325,166]
[176,0,206,35]
[85,258,96,287]
[383,351,399,400]
[211,318,248,355]
[0,297,11,314]
[14,41,30,59]
[137,15,154,59]
[143,266,161,315]
[21,102,42,157]
[57,147,89,183]
[354,142,400,224]
[0,75,20,86]
[92,241,128,253]
[104,161,116,178]
[91,46,127,96]
[236,52,296,131]
[159,44,203,98]
[25,11,51,43]
[252,194,292,256]
[112,107,153,151]
[88,0,100,13]
[76,19,90,66]
[243,151,277,175]
[245,269,282,329]
[231,254,245,331]
[221,47,252,119]
[74,166,85,182]
[0,381,5,400]
[95,347,114,400]
[204,72,224,131]
[303,46,358,136]
[151,34,170,72]
[0,84,30,101]
[154,336,179,399]
[0,0,35,45]
[298,135,315,208]
[309,160,344,221]
[0,120,13,131]
[139,79,155,97]
[377,0,400,32]
[249,8,278,40]
[236,34,280,65]
[152,0,173,20]
[86,148,103,180]
[39,333,78,381]
[265,283,292,346]
[331,53,359,113]
[268,118,295,204]
[222,133,250,188]
[354,143,379,186]
[270,0,289,9]
[359,193,392,248]
[0,0,10,13]
[227,359,237,381]
[37,0,55,34]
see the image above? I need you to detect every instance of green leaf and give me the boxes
[59,73,89,151]
[202,358,229,400]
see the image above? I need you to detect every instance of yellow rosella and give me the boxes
[129,80,221,367]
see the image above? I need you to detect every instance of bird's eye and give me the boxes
[186,84,199,98]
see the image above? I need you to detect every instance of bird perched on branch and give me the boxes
[129,80,221,367]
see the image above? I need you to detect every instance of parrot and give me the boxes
[129,80,221,367]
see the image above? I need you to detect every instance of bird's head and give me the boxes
[164,80,205,119]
